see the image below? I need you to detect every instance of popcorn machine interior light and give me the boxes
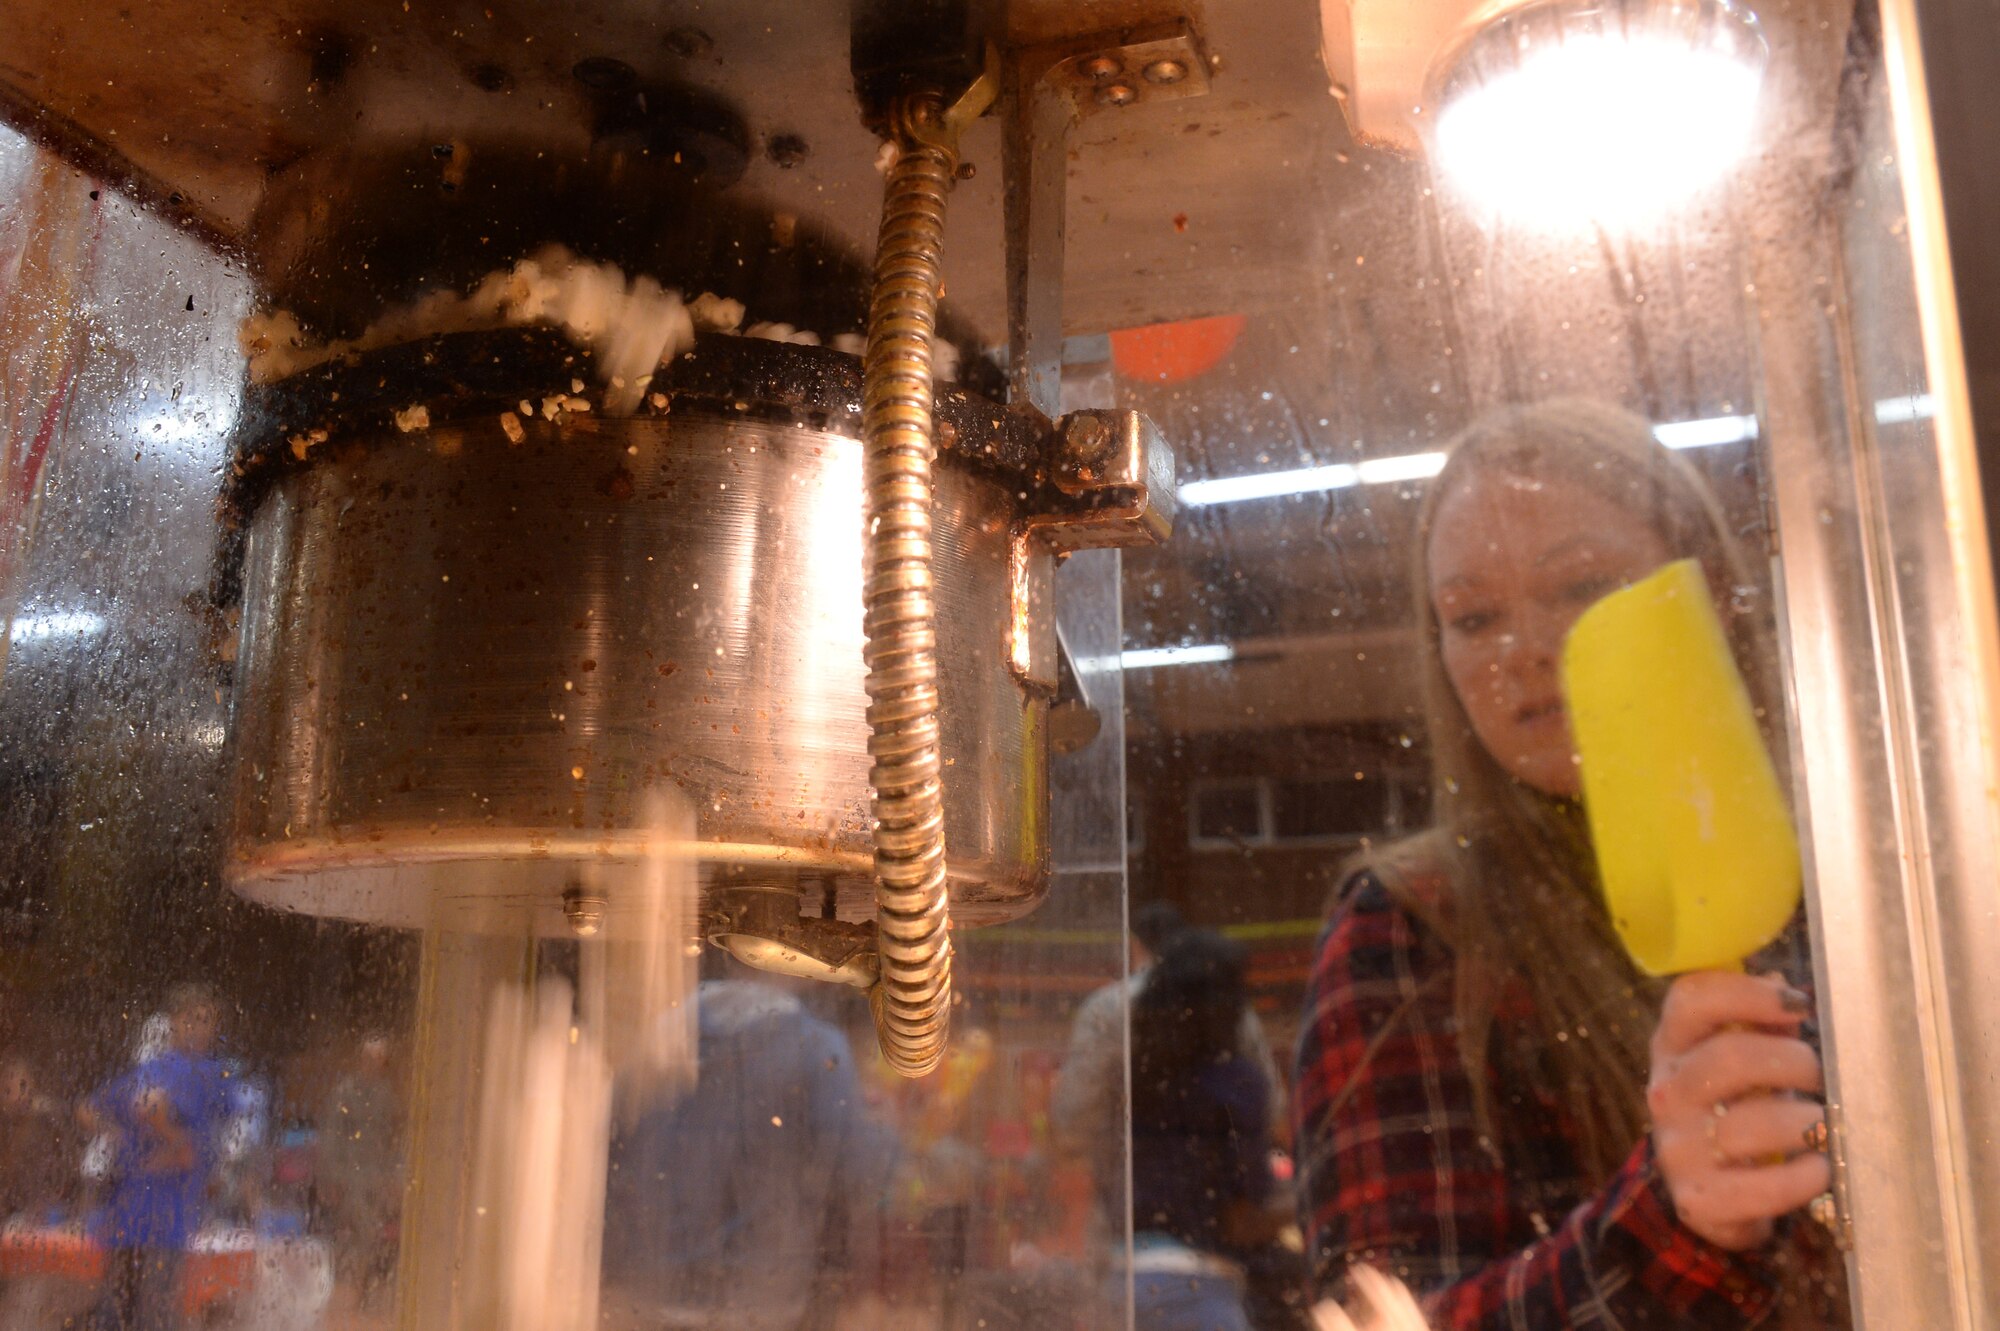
[1428,0,1769,227]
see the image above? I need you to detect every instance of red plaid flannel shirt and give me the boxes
[1293,871,1790,1328]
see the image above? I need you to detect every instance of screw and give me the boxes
[954,161,976,181]
[1065,414,1114,464]
[1080,54,1123,82]
[1095,82,1139,108]
[563,886,606,938]
[1143,58,1189,85]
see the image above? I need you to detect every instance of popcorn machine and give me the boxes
[3,0,2000,1328]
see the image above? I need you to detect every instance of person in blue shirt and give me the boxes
[600,977,900,1331]
[79,982,232,1331]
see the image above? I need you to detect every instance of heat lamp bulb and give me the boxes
[1430,1,1767,229]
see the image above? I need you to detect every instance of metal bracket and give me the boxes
[708,887,879,989]
[1048,622,1104,755]
[1006,409,1177,691]
[1035,20,1214,119]
[994,18,1202,689]
[1037,409,1178,550]
[1003,19,1215,417]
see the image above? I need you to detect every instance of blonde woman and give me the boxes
[1292,400,1847,1328]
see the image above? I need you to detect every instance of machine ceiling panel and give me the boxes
[0,0,1348,338]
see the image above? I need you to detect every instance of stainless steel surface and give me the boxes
[858,81,988,1077]
[227,400,1049,935]
[1042,22,1213,114]
[708,887,878,989]
[1003,69,1075,417]
[1812,0,2000,1312]
[1004,20,1216,416]
[715,933,876,988]
[0,2,1336,345]
[1759,223,1962,1328]
[1041,21,1214,109]
[1750,0,1986,1315]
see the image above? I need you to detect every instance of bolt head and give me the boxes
[1095,82,1139,108]
[563,888,607,938]
[1080,54,1123,82]
[1065,414,1114,457]
[1143,58,1189,85]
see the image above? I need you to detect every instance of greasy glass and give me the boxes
[0,0,1983,1327]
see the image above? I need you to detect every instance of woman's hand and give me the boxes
[1647,970,1830,1251]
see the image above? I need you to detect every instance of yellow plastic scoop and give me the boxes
[1561,558,1801,975]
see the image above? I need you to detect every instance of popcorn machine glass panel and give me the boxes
[4,0,2000,1328]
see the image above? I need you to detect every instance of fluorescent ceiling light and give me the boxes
[8,610,107,643]
[1176,394,1936,512]
[1180,415,1752,509]
[1179,464,1358,508]
[1652,414,1758,450]
[1079,643,1236,673]
[1355,452,1448,485]
[1874,393,1936,425]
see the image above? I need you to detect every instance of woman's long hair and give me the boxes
[1368,397,1781,1184]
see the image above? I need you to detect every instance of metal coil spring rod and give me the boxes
[861,90,975,1077]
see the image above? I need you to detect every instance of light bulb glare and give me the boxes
[1433,32,1763,227]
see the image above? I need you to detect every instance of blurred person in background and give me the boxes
[0,1055,67,1222]
[316,1032,401,1311]
[599,974,900,1331]
[1122,929,1293,1331]
[1052,901,1300,1328]
[0,1053,80,1328]
[1050,900,1284,1180]
[79,983,232,1331]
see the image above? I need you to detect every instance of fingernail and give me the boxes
[1778,986,1811,1014]
[1802,1120,1829,1153]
